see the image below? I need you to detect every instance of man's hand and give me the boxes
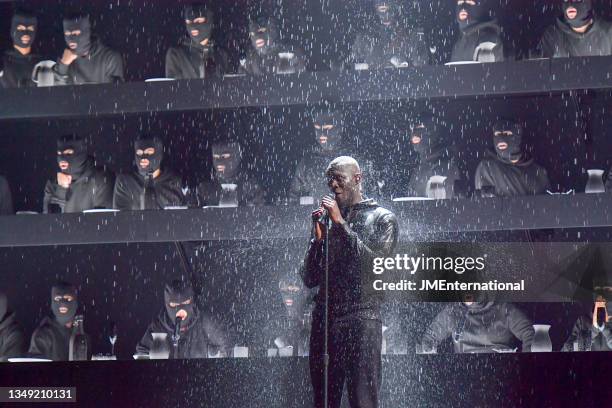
[311,207,326,242]
[321,196,344,225]
[593,301,609,329]
[60,49,78,66]
[57,172,72,189]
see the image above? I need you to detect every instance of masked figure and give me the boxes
[165,3,231,79]
[43,135,114,213]
[196,141,265,206]
[421,299,534,353]
[405,113,466,198]
[240,13,306,75]
[450,0,505,62]
[289,106,382,204]
[0,9,42,88]
[538,0,612,58]
[29,282,78,361]
[52,13,124,85]
[349,0,429,70]
[113,135,185,210]
[0,176,13,215]
[475,119,550,197]
[0,292,26,361]
[136,280,229,359]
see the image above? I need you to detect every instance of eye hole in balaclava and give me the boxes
[492,119,523,163]
[11,10,37,48]
[164,280,196,327]
[249,15,280,55]
[279,275,304,319]
[562,0,594,28]
[184,3,214,46]
[134,136,164,177]
[456,0,487,31]
[410,114,440,155]
[373,0,400,27]
[311,107,344,152]
[212,141,242,181]
[51,281,78,326]
[56,134,88,179]
[63,13,92,56]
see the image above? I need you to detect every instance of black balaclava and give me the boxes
[456,0,487,31]
[212,141,242,181]
[63,14,92,56]
[183,3,214,46]
[249,15,280,56]
[0,292,7,322]
[164,280,196,327]
[11,11,37,48]
[311,107,344,152]
[51,282,78,326]
[592,269,612,302]
[134,136,164,177]
[57,135,88,179]
[411,114,441,156]
[373,0,400,27]
[279,275,305,319]
[492,119,523,163]
[563,0,594,28]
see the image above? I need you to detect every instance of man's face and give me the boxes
[375,2,396,26]
[411,124,425,146]
[15,24,35,46]
[327,165,359,207]
[53,294,75,315]
[57,148,74,171]
[64,29,82,51]
[493,130,513,152]
[212,143,241,179]
[457,0,477,22]
[136,147,156,170]
[168,298,192,321]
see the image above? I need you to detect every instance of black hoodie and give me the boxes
[0,48,42,88]
[240,43,306,76]
[0,310,26,361]
[53,38,124,85]
[136,307,229,359]
[538,17,612,58]
[43,159,115,213]
[421,302,535,353]
[406,147,465,198]
[561,313,612,352]
[165,37,231,79]
[113,169,185,210]
[451,20,505,62]
[474,150,550,197]
[196,170,265,207]
[28,316,72,361]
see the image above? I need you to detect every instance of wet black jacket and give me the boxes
[538,18,612,58]
[349,26,429,69]
[421,302,535,353]
[407,148,465,198]
[300,199,398,321]
[475,150,551,197]
[0,176,13,215]
[259,315,310,357]
[53,38,124,85]
[196,172,265,207]
[28,316,71,361]
[136,308,229,359]
[165,38,231,79]
[113,169,185,210]
[43,160,114,213]
[0,49,41,88]
[0,310,26,361]
[561,314,612,352]
[451,20,505,62]
[240,44,306,75]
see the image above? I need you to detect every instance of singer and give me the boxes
[300,156,398,408]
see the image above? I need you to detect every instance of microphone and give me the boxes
[172,316,182,347]
[108,322,118,356]
[314,195,334,224]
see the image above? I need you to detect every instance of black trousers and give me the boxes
[309,316,382,408]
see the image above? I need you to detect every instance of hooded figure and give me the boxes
[113,135,185,210]
[349,0,429,69]
[289,106,382,203]
[29,282,78,361]
[0,9,42,88]
[538,0,612,58]
[0,292,26,361]
[165,3,231,79]
[240,13,306,75]
[0,176,13,215]
[52,13,124,85]
[450,0,505,62]
[43,134,115,213]
[136,280,229,359]
[258,274,312,356]
[406,113,466,198]
[474,119,551,197]
[196,141,265,206]
[421,299,535,353]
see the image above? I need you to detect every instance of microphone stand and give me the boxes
[172,316,182,357]
[323,216,330,408]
